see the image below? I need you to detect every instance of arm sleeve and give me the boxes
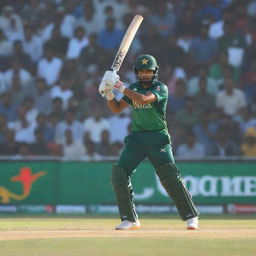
[150,83,168,102]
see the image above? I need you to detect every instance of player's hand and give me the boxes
[98,70,120,96]
[99,81,111,97]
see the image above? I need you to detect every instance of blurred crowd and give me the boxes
[0,0,256,159]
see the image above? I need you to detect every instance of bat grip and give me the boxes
[111,69,117,74]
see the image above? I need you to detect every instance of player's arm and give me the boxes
[122,88,157,104]
[107,97,129,113]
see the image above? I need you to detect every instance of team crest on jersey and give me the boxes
[156,86,160,91]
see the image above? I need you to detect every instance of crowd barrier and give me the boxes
[0,159,255,214]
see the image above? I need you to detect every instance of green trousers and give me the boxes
[117,130,173,173]
[113,130,199,221]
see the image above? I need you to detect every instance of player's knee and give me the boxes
[156,162,182,187]
[112,165,129,189]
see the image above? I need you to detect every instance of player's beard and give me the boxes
[137,73,157,87]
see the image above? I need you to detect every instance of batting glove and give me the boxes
[99,70,120,96]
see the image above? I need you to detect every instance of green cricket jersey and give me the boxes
[122,79,169,133]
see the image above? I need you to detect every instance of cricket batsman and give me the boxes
[99,54,200,230]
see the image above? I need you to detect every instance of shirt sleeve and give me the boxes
[150,83,168,102]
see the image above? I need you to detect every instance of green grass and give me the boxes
[0,214,256,256]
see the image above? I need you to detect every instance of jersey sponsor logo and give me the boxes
[132,100,152,109]
[155,86,160,91]
[160,148,167,152]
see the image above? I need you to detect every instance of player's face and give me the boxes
[137,70,154,81]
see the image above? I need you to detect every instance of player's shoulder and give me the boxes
[152,80,168,92]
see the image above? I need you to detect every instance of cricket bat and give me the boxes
[111,15,143,73]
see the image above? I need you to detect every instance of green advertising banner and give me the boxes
[0,161,256,205]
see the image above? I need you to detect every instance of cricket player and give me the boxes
[99,54,199,230]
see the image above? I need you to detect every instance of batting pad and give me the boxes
[112,165,138,222]
[156,162,200,220]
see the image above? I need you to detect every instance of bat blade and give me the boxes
[111,15,143,72]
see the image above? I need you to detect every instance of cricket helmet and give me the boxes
[134,54,158,72]
[134,54,159,83]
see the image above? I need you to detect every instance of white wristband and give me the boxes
[114,81,125,93]
[106,92,114,101]
[119,84,126,93]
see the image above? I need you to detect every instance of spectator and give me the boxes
[96,129,115,157]
[39,15,62,43]
[208,52,240,86]
[83,105,110,144]
[187,66,219,96]
[66,26,89,60]
[9,107,35,144]
[77,1,100,34]
[62,129,86,159]
[4,59,32,90]
[0,6,24,42]
[111,0,130,25]
[11,40,33,73]
[147,1,176,38]
[98,17,123,51]
[175,97,201,130]
[241,127,256,157]
[50,78,74,110]
[241,60,256,105]
[161,35,185,67]
[83,139,102,161]
[37,46,63,86]
[50,97,65,121]
[234,108,256,135]
[22,24,43,63]
[22,96,38,126]
[108,112,130,143]
[218,21,246,68]
[207,127,240,156]
[189,24,218,65]
[0,92,18,121]
[80,33,107,70]
[176,7,200,38]
[45,27,69,58]
[55,110,83,144]
[0,129,20,155]
[0,28,13,60]
[194,78,216,110]
[176,131,206,159]
[218,112,241,144]
[208,7,232,39]
[193,111,219,152]
[168,79,187,115]
[35,113,54,143]
[165,65,187,95]
[200,0,222,21]
[55,6,77,39]
[32,77,52,115]
[216,77,247,116]
[30,128,50,155]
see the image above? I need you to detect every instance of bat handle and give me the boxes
[111,68,117,74]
